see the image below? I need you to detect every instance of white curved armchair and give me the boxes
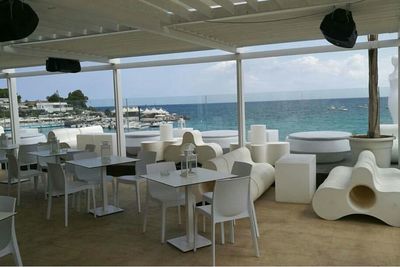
[312,150,400,227]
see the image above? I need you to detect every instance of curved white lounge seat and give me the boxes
[312,150,400,227]
[203,147,275,201]
[19,128,46,145]
[164,130,223,165]
[287,131,351,163]
[201,130,238,153]
[125,131,160,156]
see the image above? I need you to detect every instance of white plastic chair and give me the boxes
[116,151,157,212]
[7,154,45,206]
[36,142,56,171]
[202,161,260,241]
[70,152,101,186]
[46,162,96,227]
[142,161,185,243]
[17,144,38,170]
[194,176,260,266]
[0,196,22,266]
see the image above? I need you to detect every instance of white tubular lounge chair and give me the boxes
[312,150,400,227]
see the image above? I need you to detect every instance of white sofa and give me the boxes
[48,125,104,148]
[312,150,400,227]
[203,147,275,201]
[77,133,117,155]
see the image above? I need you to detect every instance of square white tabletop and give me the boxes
[67,155,139,168]
[0,144,18,150]
[141,168,236,188]
[0,211,15,221]
[29,148,82,157]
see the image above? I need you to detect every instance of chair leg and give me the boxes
[220,222,225,244]
[202,200,206,233]
[17,178,21,206]
[212,222,216,266]
[249,217,260,257]
[46,194,52,220]
[161,204,166,243]
[229,220,235,244]
[92,188,96,218]
[64,193,68,227]
[251,201,260,238]
[11,234,22,266]
[135,182,141,213]
[142,194,149,233]
[87,189,90,213]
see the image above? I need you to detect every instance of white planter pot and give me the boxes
[349,135,395,167]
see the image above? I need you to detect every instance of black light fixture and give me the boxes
[46,58,81,73]
[0,0,39,42]
[320,8,358,48]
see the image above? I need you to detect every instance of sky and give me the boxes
[1,33,398,106]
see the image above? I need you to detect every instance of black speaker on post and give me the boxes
[0,0,39,42]
[320,8,358,48]
[46,58,81,73]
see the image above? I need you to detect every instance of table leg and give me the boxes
[167,185,211,252]
[89,166,123,216]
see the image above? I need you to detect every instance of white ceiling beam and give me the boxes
[1,46,109,63]
[179,0,214,18]
[163,26,237,53]
[246,0,259,11]
[141,0,193,20]
[213,0,235,14]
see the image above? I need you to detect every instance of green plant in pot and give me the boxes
[349,34,395,167]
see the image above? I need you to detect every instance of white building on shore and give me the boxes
[35,102,73,113]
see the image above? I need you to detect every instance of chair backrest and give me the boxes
[136,151,157,176]
[0,196,16,251]
[6,154,18,179]
[18,144,38,166]
[37,142,56,167]
[47,162,66,193]
[85,144,96,152]
[146,162,177,198]
[213,176,250,218]
[231,161,252,177]
[71,151,100,181]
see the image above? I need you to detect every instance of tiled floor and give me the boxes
[1,174,399,266]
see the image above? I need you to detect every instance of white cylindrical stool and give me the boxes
[250,144,266,163]
[160,124,173,141]
[266,142,290,165]
[250,125,266,145]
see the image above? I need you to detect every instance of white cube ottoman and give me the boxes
[275,154,316,203]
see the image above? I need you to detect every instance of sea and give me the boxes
[88,97,393,141]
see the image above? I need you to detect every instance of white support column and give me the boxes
[236,57,246,147]
[110,59,126,156]
[3,69,19,144]
[397,32,400,168]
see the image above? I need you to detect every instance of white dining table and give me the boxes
[28,148,83,164]
[66,155,139,216]
[141,167,236,252]
[0,211,15,221]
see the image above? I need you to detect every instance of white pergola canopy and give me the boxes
[0,0,399,69]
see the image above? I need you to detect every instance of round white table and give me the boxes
[287,131,351,163]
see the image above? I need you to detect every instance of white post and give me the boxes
[397,32,400,168]
[110,59,126,156]
[236,57,246,147]
[3,69,19,144]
